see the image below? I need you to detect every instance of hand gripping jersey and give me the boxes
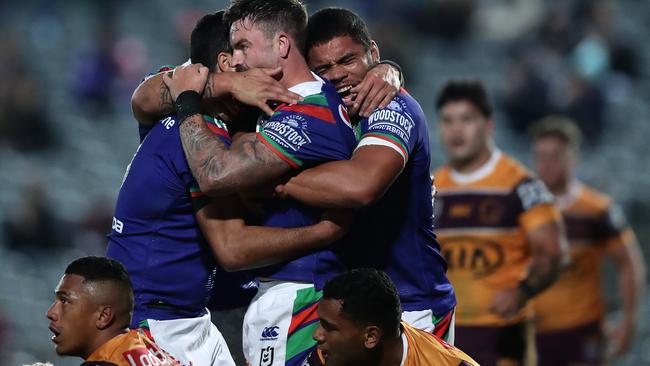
[82,329,180,366]
[252,75,357,282]
[433,150,561,326]
[314,90,456,317]
[400,322,479,366]
[107,114,232,327]
[533,181,636,332]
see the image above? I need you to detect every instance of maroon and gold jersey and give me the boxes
[402,322,479,365]
[533,182,635,332]
[83,329,180,366]
[433,150,561,326]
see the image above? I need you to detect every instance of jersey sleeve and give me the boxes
[356,98,417,166]
[256,94,352,169]
[603,202,635,251]
[515,177,561,232]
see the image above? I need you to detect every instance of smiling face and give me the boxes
[229,18,280,72]
[307,35,379,101]
[46,274,99,358]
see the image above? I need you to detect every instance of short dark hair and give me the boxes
[65,256,134,310]
[530,115,582,150]
[323,268,401,336]
[306,8,371,53]
[190,11,231,72]
[436,79,492,118]
[225,0,308,53]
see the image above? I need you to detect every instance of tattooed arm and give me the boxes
[131,71,175,126]
[163,64,295,196]
[179,120,292,196]
[132,66,301,125]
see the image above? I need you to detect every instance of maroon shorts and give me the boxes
[455,322,529,365]
[536,320,604,366]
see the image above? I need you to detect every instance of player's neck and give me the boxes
[280,53,317,89]
[379,335,405,366]
[548,178,571,196]
[451,145,493,174]
[84,327,128,360]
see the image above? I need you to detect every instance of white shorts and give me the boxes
[402,308,456,345]
[242,281,321,366]
[147,309,235,366]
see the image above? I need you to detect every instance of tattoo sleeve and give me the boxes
[178,115,290,196]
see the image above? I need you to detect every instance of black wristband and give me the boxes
[518,281,536,299]
[378,59,404,87]
[175,90,202,123]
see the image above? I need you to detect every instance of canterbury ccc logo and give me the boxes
[261,326,280,339]
[442,237,505,278]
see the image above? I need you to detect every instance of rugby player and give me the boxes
[46,256,181,366]
[108,11,350,366]
[313,268,478,366]
[163,1,366,365]
[432,79,567,365]
[276,7,457,339]
[530,116,646,365]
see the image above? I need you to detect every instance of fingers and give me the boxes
[361,84,393,117]
[258,100,275,117]
[350,79,371,116]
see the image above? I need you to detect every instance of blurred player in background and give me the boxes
[432,79,567,365]
[47,256,181,366]
[530,116,646,366]
[277,7,457,340]
[313,268,477,366]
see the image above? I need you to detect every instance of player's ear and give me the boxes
[363,325,382,350]
[218,52,234,73]
[277,33,290,59]
[96,305,115,330]
[369,40,380,65]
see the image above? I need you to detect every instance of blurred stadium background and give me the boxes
[0,0,648,365]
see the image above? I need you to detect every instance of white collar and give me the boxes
[288,72,324,97]
[450,148,502,184]
[399,331,408,366]
[555,179,581,210]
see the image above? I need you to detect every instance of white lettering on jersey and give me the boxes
[112,217,124,233]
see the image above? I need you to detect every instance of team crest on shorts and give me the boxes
[260,346,274,366]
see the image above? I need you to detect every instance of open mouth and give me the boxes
[49,325,61,343]
[336,85,352,97]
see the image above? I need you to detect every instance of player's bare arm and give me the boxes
[131,65,302,125]
[196,196,352,271]
[163,66,294,196]
[607,237,646,356]
[277,145,404,208]
[349,62,402,117]
[490,221,565,318]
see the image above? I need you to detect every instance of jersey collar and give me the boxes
[450,148,502,185]
[288,72,324,97]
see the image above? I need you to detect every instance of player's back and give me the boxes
[254,77,357,282]
[107,115,227,327]
[534,182,632,332]
[433,151,557,326]
[316,90,455,317]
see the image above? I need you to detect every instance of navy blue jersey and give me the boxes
[315,90,456,316]
[107,115,232,327]
[254,77,357,282]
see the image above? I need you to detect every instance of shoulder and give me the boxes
[432,165,452,186]
[576,183,611,212]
